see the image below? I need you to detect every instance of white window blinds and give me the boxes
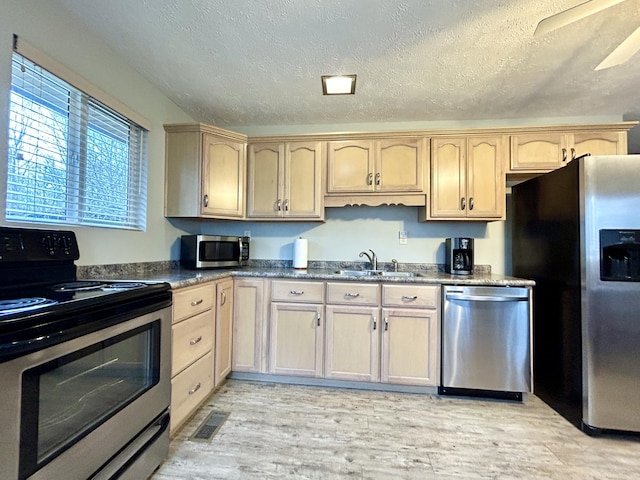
[7,47,148,230]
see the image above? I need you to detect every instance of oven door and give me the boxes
[0,306,171,480]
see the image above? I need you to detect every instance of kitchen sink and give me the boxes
[334,270,416,277]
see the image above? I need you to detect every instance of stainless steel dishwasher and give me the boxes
[439,285,531,400]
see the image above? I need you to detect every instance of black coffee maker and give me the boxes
[445,237,474,275]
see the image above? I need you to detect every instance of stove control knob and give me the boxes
[42,235,56,255]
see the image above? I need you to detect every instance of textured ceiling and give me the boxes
[51,0,640,130]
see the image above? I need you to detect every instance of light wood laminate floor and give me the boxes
[153,380,640,479]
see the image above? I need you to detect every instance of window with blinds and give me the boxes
[7,52,148,230]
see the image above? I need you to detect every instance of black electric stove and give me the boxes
[0,226,171,361]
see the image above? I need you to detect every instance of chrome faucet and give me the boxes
[359,249,378,270]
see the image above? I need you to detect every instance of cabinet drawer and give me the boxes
[271,280,324,303]
[172,310,214,376]
[173,283,214,323]
[170,351,214,434]
[382,284,439,309]
[326,282,380,306]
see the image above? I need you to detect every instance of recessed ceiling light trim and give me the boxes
[321,74,357,95]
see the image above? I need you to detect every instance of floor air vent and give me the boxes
[189,411,229,441]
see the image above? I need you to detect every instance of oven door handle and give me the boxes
[90,410,170,480]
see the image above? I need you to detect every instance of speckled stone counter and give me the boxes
[78,261,534,289]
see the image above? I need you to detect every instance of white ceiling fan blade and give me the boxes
[534,0,627,36]
[595,25,640,70]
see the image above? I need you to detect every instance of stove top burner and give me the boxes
[51,281,108,292]
[0,297,59,315]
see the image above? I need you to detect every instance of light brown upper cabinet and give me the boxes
[164,124,246,219]
[326,138,427,194]
[247,142,323,220]
[424,136,506,221]
[510,131,627,173]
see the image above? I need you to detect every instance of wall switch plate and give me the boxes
[243,230,251,238]
[399,230,408,245]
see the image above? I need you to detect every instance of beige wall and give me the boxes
[0,0,194,266]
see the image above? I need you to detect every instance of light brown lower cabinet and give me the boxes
[324,282,440,386]
[170,283,216,435]
[269,302,324,377]
[214,277,233,388]
[324,282,380,382]
[380,307,439,386]
[230,279,440,388]
[232,278,268,373]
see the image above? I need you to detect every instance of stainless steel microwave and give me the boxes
[180,235,249,269]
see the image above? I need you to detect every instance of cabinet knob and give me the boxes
[191,299,204,307]
[316,312,321,326]
[190,335,203,346]
[284,199,289,211]
[289,290,304,295]
[469,197,474,211]
[203,194,209,207]
[344,292,360,298]
[571,148,576,161]
[221,291,227,306]
[367,172,373,185]
[276,199,282,211]
[562,148,568,162]
[372,316,377,330]
[375,172,381,185]
[384,317,389,331]
[460,197,466,210]
[401,295,418,301]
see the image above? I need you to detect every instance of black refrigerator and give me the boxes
[512,155,640,435]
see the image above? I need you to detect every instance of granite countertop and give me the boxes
[80,262,534,290]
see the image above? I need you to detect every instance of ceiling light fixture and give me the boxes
[321,75,357,95]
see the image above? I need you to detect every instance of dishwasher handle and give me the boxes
[445,292,528,302]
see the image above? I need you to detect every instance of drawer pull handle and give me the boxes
[290,290,304,295]
[188,382,202,395]
[384,317,389,331]
[190,335,202,346]
[316,312,321,326]
[402,295,418,301]
[345,292,360,298]
[221,291,227,306]
[372,316,377,330]
[191,299,204,306]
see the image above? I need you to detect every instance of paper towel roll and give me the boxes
[293,237,308,269]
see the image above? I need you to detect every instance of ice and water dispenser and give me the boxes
[600,230,640,281]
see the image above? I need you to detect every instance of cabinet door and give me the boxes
[430,138,466,218]
[466,136,506,219]
[233,278,267,373]
[326,140,375,193]
[247,143,284,218]
[381,308,439,386]
[284,142,323,218]
[571,131,627,157]
[269,303,323,377]
[510,133,569,171]
[376,138,426,193]
[214,278,234,388]
[201,134,245,217]
[324,305,380,382]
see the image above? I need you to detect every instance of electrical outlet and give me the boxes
[243,230,251,238]
[399,230,408,245]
